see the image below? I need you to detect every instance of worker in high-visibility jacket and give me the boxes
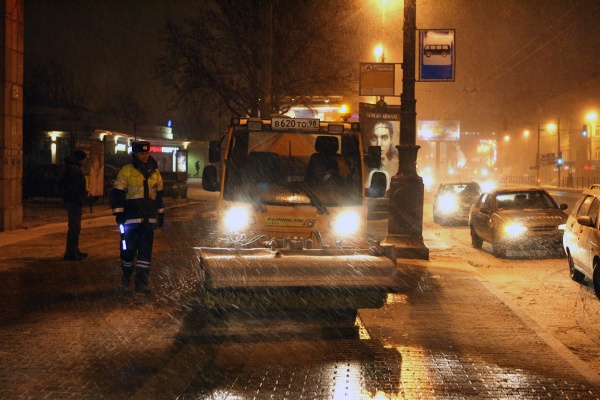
[110,141,165,293]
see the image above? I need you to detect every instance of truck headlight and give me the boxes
[504,223,527,237]
[438,193,458,212]
[333,211,360,236]
[224,207,250,232]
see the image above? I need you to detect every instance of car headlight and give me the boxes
[438,193,458,212]
[333,211,360,236]
[224,207,250,232]
[503,223,527,237]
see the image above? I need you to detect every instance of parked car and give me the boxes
[563,184,600,299]
[469,187,568,258]
[433,181,481,225]
[161,171,188,199]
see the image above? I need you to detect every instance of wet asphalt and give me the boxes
[1,184,599,399]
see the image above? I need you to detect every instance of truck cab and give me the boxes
[196,117,396,325]
[203,117,385,249]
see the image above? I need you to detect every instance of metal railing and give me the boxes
[501,175,600,190]
[499,176,538,187]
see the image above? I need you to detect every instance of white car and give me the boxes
[563,184,600,299]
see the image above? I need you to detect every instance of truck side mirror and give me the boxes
[208,141,221,164]
[366,171,387,198]
[577,215,593,227]
[201,165,219,192]
[365,146,382,169]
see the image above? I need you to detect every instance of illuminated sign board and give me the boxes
[150,146,180,153]
[417,120,460,141]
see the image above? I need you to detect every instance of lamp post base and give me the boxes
[382,145,429,260]
[382,234,429,260]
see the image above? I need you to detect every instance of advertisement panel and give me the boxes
[417,120,460,142]
[75,139,105,197]
[359,102,401,189]
[176,151,188,173]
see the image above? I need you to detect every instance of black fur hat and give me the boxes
[132,141,151,153]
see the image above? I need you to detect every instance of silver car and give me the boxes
[469,187,568,258]
[433,181,481,225]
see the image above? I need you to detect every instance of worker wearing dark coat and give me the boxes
[62,149,88,261]
[110,141,164,293]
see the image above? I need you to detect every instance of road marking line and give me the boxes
[476,273,600,386]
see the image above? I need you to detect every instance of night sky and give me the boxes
[25,0,197,125]
[24,0,600,134]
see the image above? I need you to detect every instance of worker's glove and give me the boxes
[157,213,164,228]
[115,213,126,225]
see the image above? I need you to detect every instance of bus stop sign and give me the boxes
[419,29,455,81]
[359,63,395,96]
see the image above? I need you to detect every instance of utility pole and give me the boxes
[557,117,561,186]
[536,124,540,184]
[382,0,429,260]
[399,0,416,148]
[258,0,272,118]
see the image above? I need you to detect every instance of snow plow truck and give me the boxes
[196,116,397,326]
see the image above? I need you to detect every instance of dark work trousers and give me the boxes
[64,201,83,257]
[120,223,155,272]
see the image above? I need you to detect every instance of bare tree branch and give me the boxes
[156,0,366,118]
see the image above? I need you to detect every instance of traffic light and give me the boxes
[557,151,563,166]
[583,124,588,137]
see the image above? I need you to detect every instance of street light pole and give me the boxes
[374,45,385,104]
[586,112,597,162]
[383,0,429,260]
[536,123,541,184]
[557,117,561,186]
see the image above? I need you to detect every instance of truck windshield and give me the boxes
[222,129,363,207]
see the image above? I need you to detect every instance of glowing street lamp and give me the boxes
[587,111,597,137]
[374,44,384,62]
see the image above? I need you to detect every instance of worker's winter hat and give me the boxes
[74,149,87,161]
[132,141,151,153]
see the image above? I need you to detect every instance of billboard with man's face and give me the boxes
[359,102,401,190]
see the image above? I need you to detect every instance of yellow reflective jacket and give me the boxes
[111,156,165,227]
